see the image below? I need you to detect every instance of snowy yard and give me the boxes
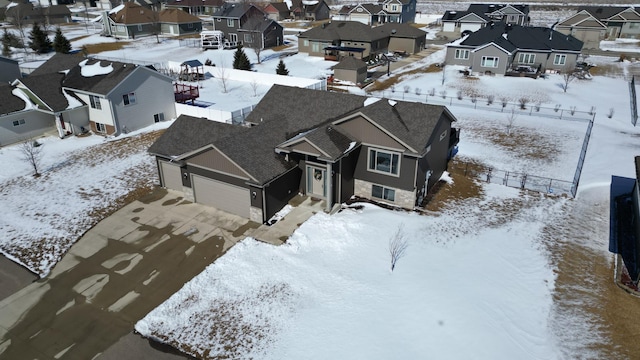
[2,14,640,358]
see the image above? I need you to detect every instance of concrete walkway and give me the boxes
[0,189,259,360]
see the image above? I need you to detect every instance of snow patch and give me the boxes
[80,60,114,77]
[267,204,293,224]
[387,99,397,106]
[12,88,35,111]
[344,141,357,154]
[364,97,381,106]
[109,4,124,14]
[62,90,83,109]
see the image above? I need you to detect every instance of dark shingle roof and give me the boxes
[578,6,633,20]
[305,125,356,160]
[459,23,583,52]
[0,83,27,116]
[376,22,427,38]
[216,85,366,183]
[443,4,529,22]
[299,21,389,42]
[268,2,289,12]
[62,59,140,95]
[19,73,71,112]
[148,115,247,158]
[359,99,446,152]
[166,0,223,7]
[334,56,367,70]
[214,3,263,18]
[30,53,85,77]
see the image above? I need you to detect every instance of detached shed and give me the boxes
[333,57,368,85]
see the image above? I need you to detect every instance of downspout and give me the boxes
[325,162,332,212]
[109,98,118,135]
[338,159,342,204]
[262,185,267,223]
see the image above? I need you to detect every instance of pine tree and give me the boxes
[276,59,289,76]
[28,23,52,54]
[52,27,71,54]
[232,45,251,71]
[1,29,11,57]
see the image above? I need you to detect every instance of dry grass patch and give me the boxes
[367,64,443,91]
[82,41,130,54]
[423,157,486,212]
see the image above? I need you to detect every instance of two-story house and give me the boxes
[149,85,459,223]
[441,4,530,37]
[338,0,416,25]
[290,0,330,21]
[212,3,268,48]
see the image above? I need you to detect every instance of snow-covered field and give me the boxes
[135,32,640,360]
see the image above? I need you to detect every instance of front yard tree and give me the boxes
[276,59,289,75]
[20,139,44,177]
[561,72,576,93]
[28,23,52,54]
[52,27,71,54]
[232,45,251,71]
[1,29,11,57]
[389,226,408,272]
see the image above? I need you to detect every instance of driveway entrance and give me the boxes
[0,188,260,359]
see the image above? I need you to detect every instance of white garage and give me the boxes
[191,174,250,218]
[159,161,183,191]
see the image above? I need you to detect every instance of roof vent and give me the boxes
[450,11,456,14]
[391,29,396,34]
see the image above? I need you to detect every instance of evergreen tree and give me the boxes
[1,29,12,57]
[28,23,52,54]
[232,45,251,71]
[275,59,289,76]
[52,27,71,54]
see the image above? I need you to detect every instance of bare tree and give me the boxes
[20,139,44,177]
[500,96,509,109]
[250,78,259,97]
[441,63,446,85]
[505,109,517,135]
[243,17,264,64]
[607,107,615,119]
[8,4,28,53]
[486,94,494,105]
[518,97,529,110]
[389,226,408,272]
[561,72,575,93]
[216,65,229,93]
[150,8,161,44]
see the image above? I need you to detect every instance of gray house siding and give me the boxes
[110,69,176,134]
[556,27,603,49]
[445,46,473,67]
[470,45,509,75]
[299,39,335,57]
[621,22,640,38]
[334,67,367,84]
[160,22,202,35]
[0,110,54,146]
[542,52,579,72]
[389,37,423,54]
[0,59,20,83]
[417,117,453,192]
[187,163,250,189]
[60,107,90,135]
[353,146,417,192]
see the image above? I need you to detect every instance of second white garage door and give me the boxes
[159,161,183,191]
[192,174,250,218]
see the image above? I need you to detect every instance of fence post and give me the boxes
[548,179,553,193]
[450,97,453,106]
[560,109,563,119]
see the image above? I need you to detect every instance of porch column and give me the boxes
[325,162,332,212]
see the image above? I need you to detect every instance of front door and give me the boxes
[307,166,326,198]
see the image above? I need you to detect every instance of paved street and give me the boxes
[0,189,258,359]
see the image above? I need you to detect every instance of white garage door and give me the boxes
[159,161,182,191]
[192,174,250,218]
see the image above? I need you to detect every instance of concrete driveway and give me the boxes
[0,188,260,360]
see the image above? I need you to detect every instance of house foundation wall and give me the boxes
[354,179,415,209]
[250,206,263,223]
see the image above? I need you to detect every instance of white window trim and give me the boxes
[481,56,499,68]
[518,52,535,64]
[89,95,101,110]
[123,92,136,106]
[96,122,106,133]
[227,19,234,27]
[455,49,469,60]
[553,54,567,65]
[154,112,165,122]
[372,183,396,202]
[367,147,401,177]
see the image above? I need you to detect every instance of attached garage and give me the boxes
[191,174,250,218]
[159,160,183,191]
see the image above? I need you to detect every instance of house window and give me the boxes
[303,39,309,46]
[89,95,101,110]
[311,42,321,52]
[391,5,398,12]
[553,54,567,65]
[12,119,25,126]
[96,122,106,133]
[481,56,499,68]
[630,23,639,29]
[454,49,469,60]
[372,184,396,201]
[518,53,535,64]
[137,24,143,31]
[117,25,125,32]
[154,113,164,123]
[368,148,400,175]
[123,92,136,106]
[227,19,234,27]
[229,33,237,43]
[188,23,193,29]
[244,33,252,43]
[440,130,447,141]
